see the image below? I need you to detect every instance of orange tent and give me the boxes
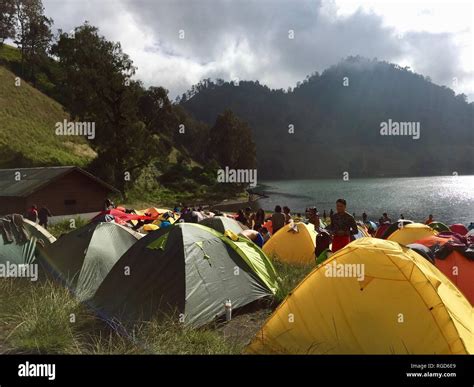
[415,235,474,305]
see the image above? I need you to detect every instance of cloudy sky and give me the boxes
[42,0,473,101]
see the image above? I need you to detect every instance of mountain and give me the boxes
[181,56,473,179]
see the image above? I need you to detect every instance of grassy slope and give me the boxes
[0,65,95,167]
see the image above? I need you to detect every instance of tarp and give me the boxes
[387,223,437,245]
[247,238,473,354]
[91,223,279,327]
[263,222,316,265]
[91,209,154,225]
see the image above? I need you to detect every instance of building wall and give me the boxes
[0,196,26,216]
[24,170,113,216]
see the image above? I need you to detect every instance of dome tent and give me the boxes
[0,214,55,267]
[91,223,280,327]
[39,222,143,302]
[414,234,474,305]
[387,223,437,245]
[380,220,414,239]
[263,222,316,265]
[247,238,473,354]
[199,216,248,234]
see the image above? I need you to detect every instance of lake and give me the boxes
[256,175,474,225]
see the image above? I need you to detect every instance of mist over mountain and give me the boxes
[181,56,473,179]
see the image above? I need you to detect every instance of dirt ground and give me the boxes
[214,299,275,349]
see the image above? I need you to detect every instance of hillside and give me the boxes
[182,57,474,179]
[0,65,96,168]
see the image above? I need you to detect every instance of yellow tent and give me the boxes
[387,223,437,245]
[247,238,473,354]
[357,224,370,237]
[263,222,316,265]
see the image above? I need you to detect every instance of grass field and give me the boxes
[0,244,312,354]
[0,65,95,168]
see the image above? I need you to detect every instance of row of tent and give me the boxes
[0,211,472,354]
[0,213,277,328]
[261,220,474,303]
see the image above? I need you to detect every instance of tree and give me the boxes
[51,23,160,191]
[138,86,178,136]
[208,110,256,170]
[12,0,52,83]
[0,0,15,46]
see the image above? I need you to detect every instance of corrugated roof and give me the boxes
[0,166,119,197]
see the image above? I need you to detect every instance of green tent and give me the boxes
[428,221,450,232]
[40,222,143,301]
[23,219,56,246]
[0,215,54,266]
[0,238,37,265]
[199,216,248,234]
[91,223,280,327]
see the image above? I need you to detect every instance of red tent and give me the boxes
[450,224,468,236]
[415,234,474,305]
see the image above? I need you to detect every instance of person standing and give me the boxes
[26,205,38,223]
[308,207,332,264]
[328,199,358,252]
[251,208,265,231]
[271,205,286,235]
[283,206,292,224]
[244,207,254,229]
[425,214,434,225]
[38,205,52,229]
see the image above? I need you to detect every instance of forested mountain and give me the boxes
[181,56,473,179]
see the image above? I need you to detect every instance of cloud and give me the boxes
[42,0,473,100]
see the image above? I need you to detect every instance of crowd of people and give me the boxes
[227,199,446,265]
[25,196,447,266]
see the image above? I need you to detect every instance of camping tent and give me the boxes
[91,223,279,327]
[263,222,316,265]
[0,215,55,266]
[247,238,473,354]
[199,216,248,235]
[380,220,414,239]
[450,224,468,236]
[387,223,437,245]
[414,234,474,305]
[353,224,371,239]
[428,221,450,233]
[23,219,56,246]
[39,222,143,301]
[375,223,390,238]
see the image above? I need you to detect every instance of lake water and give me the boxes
[256,176,474,225]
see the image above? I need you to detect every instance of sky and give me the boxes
[41,0,473,101]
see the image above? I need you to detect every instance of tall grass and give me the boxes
[0,279,241,354]
[48,217,89,239]
[272,258,314,302]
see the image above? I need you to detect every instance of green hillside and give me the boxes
[0,65,95,168]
